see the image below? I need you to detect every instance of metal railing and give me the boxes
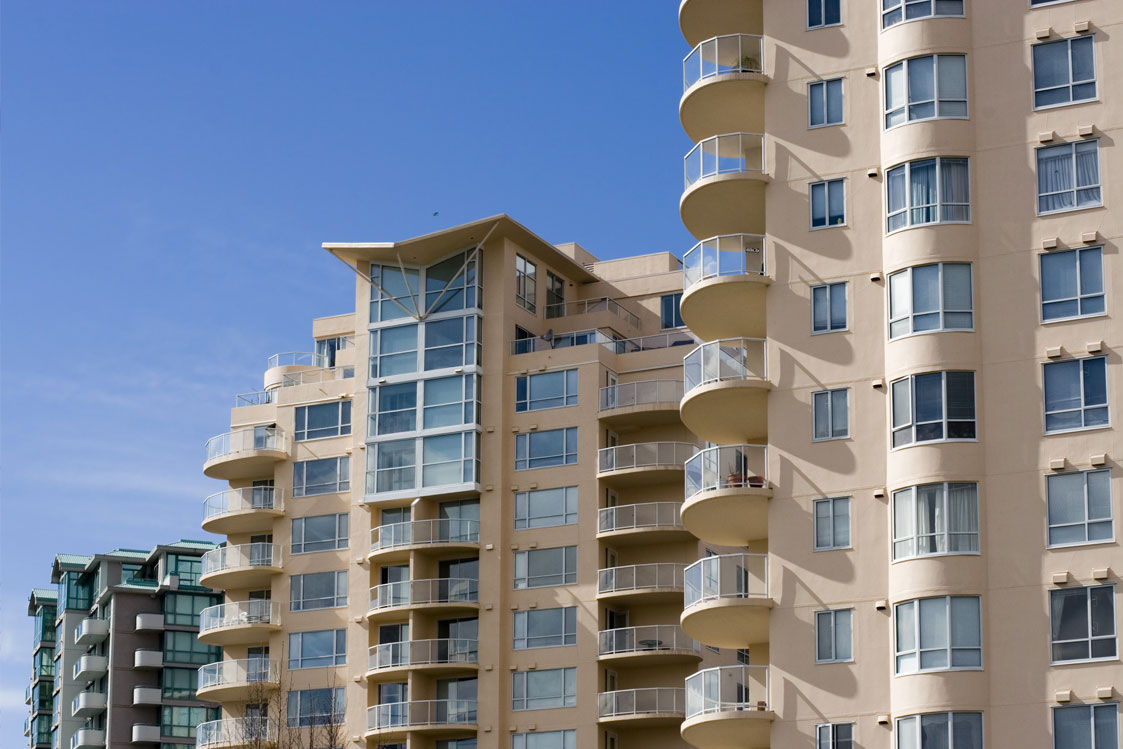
[266,352,327,369]
[203,487,283,520]
[370,519,480,553]
[199,600,281,633]
[605,330,697,354]
[685,133,766,188]
[369,578,478,611]
[684,34,764,90]
[685,665,770,718]
[598,503,684,534]
[545,297,642,328]
[197,718,276,747]
[599,688,687,719]
[684,338,768,392]
[280,365,354,387]
[683,234,767,290]
[368,639,478,671]
[198,659,278,690]
[684,554,769,609]
[598,563,685,595]
[598,442,697,473]
[510,328,615,355]
[599,380,684,411]
[234,390,276,408]
[204,426,287,462]
[367,700,477,731]
[201,543,280,576]
[685,444,769,500]
[598,625,699,657]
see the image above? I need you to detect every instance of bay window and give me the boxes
[895,596,982,673]
[886,157,970,232]
[892,483,979,560]
[885,54,967,128]
[889,263,973,338]
[890,371,976,447]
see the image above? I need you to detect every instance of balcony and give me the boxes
[367,578,479,623]
[200,543,282,590]
[598,379,685,426]
[681,554,770,648]
[132,686,162,705]
[366,639,479,679]
[131,724,161,744]
[198,600,282,646]
[597,502,688,545]
[681,338,769,443]
[365,700,478,740]
[598,563,685,603]
[369,519,480,564]
[678,0,763,48]
[71,690,106,718]
[511,329,696,356]
[197,718,277,749]
[681,35,766,141]
[197,659,280,702]
[263,351,328,389]
[134,649,163,669]
[202,487,285,535]
[681,133,767,240]
[680,235,769,340]
[598,625,701,665]
[544,296,641,329]
[682,445,770,545]
[135,613,164,632]
[598,688,687,726]
[234,389,276,408]
[203,427,288,480]
[71,729,106,749]
[682,665,773,749]
[279,365,354,388]
[72,655,107,682]
[74,618,109,646]
[597,442,697,487]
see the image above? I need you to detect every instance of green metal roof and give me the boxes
[54,554,93,568]
[164,539,219,551]
[105,549,150,560]
[30,588,57,601]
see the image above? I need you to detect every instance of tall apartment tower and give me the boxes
[27,589,58,749]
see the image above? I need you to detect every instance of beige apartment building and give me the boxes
[194,1,1121,748]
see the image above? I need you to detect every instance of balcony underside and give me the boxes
[680,380,769,444]
[679,0,763,47]
[680,275,769,341]
[681,486,771,545]
[681,709,773,749]
[681,598,771,649]
[681,75,767,143]
[680,175,767,241]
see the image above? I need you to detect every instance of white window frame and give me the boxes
[290,571,348,612]
[810,179,846,229]
[895,712,983,748]
[513,607,578,650]
[512,730,577,749]
[816,722,855,748]
[1039,247,1105,324]
[811,282,848,334]
[892,482,980,561]
[1052,703,1119,749]
[1036,140,1103,216]
[894,596,982,674]
[884,54,968,129]
[513,546,578,589]
[808,78,844,128]
[1047,469,1114,548]
[1049,584,1117,664]
[288,630,346,669]
[511,667,577,711]
[514,428,579,471]
[1032,35,1097,110]
[888,263,974,339]
[516,255,537,314]
[814,497,851,551]
[293,456,350,497]
[807,0,842,29]
[815,609,854,663]
[1043,356,1109,434]
[881,0,965,30]
[890,371,977,448]
[515,369,579,412]
[514,486,578,529]
[886,157,971,233]
[813,388,850,441]
[294,401,352,442]
[291,514,349,555]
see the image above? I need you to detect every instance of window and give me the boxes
[1048,470,1113,547]
[315,335,349,368]
[369,264,419,322]
[424,375,479,429]
[424,250,480,314]
[287,687,344,726]
[514,607,577,649]
[1044,357,1108,433]
[162,668,198,700]
[889,263,973,338]
[1050,585,1116,663]
[1053,704,1119,749]
[167,555,203,588]
[812,282,847,333]
[809,78,843,127]
[290,571,347,611]
[545,271,565,315]
[422,432,478,487]
[816,609,853,663]
[164,630,220,665]
[896,713,982,748]
[817,722,854,748]
[369,324,419,378]
[424,315,479,371]
[813,388,849,440]
[515,486,578,529]
[516,370,579,412]
[512,667,576,710]
[661,293,684,329]
[288,630,346,669]
[890,371,976,447]
[371,382,417,435]
[514,547,577,589]
[811,179,846,227]
[163,593,219,627]
[1034,36,1096,109]
[893,483,979,560]
[807,0,840,28]
[516,255,537,313]
[814,497,851,550]
[370,439,416,493]
[512,730,576,749]
[1041,248,1104,322]
[293,456,350,497]
[895,596,982,673]
[882,0,963,29]
[515,428,578,470]
[292,514,349,554]
[161,705,218,739]
[885,55,967,128]
[295,401,351,441]
[1038,140,1102,214]
[887,157,970,231]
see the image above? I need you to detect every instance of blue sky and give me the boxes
[0,1,696,738]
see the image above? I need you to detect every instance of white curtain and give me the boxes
[948,483,979,552]
[940,158,970,221]
[1038,144,1075,212]
[1074,141,1101,206]
[910,160,938,224]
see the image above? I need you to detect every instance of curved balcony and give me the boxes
[368,519,480,564]
[75,618,108,646]
[365,700,477,741]
[681,35,766,141]
[682,554,771,648]
[197,718,277,749]
[681,235,769,340]
[597,502,688,545]
[681,133,767,240]
[70,730,105,749]
[682,445,770,545]
[73,655,107,682]
[134,649,163,669]
[197,659,279,702]
[131,724,160,744]
[263,351,327,389]
[599,380,685,426]
[679,0,762,48]
[598,688,687,726]
[598,625,701,666]
[367,578,479,623]
[203,427,288,480]
[200,543,282,590]
[682,665,772,749]
[598,563,685,603]
[198,600,282,646]
[366,639,478,679]
[202,487,284,535]
[597,442,696,487]
[71,690,106,718]
[681,339,769,443]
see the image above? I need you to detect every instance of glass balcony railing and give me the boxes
[598,502,684,534]
[684,133,766,188]
[266,352,327,369]
[598,625,699,657]
[545,297,641,328]
[684,553,769,609]
[682,234,766,290]
[599,688,686,719]
[512,329,696,355]
[234,390,276,408]
[684,338,768,392]
[599,379,684,411]
[369,579,478,612]
[685,665,770,718]
[280,365,354,387]
[367,700,478,731]
[204,427,287,461]
[685,444,769,499]
[201,543,280,576]
[368,639,478,671]
[199,600,281,633]
[203,487,283,520]
[370,519,479,553]
[598,563,685,595]
[683,34,764,91]
[598,442,697,473]
[609,331,697,354]
[197,718,275,748]
[198,659,278,690]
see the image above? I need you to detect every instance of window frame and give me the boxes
[894,596,983,674]
[289,570,348,612]
[808,77,844,128]
[807,0,842,29]
[890,371,977,448]
[512,730,577,749]
[892,482,980,561]
[1032,35,1097,111]
[294,401,352,442]
[888,262,975,339]
[810,178,847,229]
[815,608,854,663]
[514,428,578,471]
[886,157,972,233]
[1043,356,1110,434]
[286,687,345,727]
[661,293,685,330]
[511,667,577,711]
[816,722,855,749]
[812,388,850,441]
[811,281,848,334]
[1049,584,1117,664]
[1052,703,1119,749]
[515,369,579,413]
[513,546,578,589]
[814,497,852,551]
[288,629,347,669]
[1047,469,1114,549]
[884,54,969,129]
[516,255,537,314]
[1039,247,1105,324]
[881,0,965,30]
[514,486,579,530]
[291,513,349,555]
[1036,139,1103,216]
[513,606,578,650]
[895,712,983,748]
[293,456,350,497]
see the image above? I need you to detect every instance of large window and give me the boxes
[813,388,849,440]
[162,668,198,700]
[891,371,976,447]
[424,315,479,371]
[288,630,346,669]
[167,555,203,588]
[516,255,537,313]
[1041,248,1104,322]
[885,55,967,128]
[293,456,350,497]
[1053,704,1118,749]
[515,428,578,470]
[887,157,970,232]
[371,438,416,492]
[1038,140,1102,214]
[815,609,853,663]
[1034,36,1096,109]
[1050,585,1116,663]
[889,263,973,338]
[368,252,480,322]
[287,687,345,726]
[882,0,963,29]
[516,370,579,412]
[164,630,220,665]
[513,607,577,649]
[512,667,576,710]
[895,596,982,674]
[514,547,577,589]
[809,78,843,127]
[812,282,847,333]
[814,497,851,551]
[369,264,420,322]
[295,401,351,442]
[545,271,565,314]
[370,324,418,377]
[290,571,348,611]
[1048,470,1113,547]
[1044,357,1108,433]
[514,486,578,529]
[513,730,576,749]
[811,179,846,228]
[817,723,854,749]
[292,514,349,554]
[893,483,979,560]
[369,376,480,435]
[807,0,840,28]
[895,713,982,748]
[367,432,479,494]
[371,382,417,435]
[163,593,219,627]
[661,293,685,329]
[161,705,218,739]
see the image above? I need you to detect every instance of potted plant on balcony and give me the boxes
[737,55,760,72]
[725,450,745,488]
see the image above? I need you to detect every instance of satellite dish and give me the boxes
[541,329,554,343]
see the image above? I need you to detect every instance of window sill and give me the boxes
[1041,311,1108,325]
[894,666,983,676]
[1044,424,1112,437]
[891,551,982,564]
[810,222,848,232]
[889,327,975,341]
[884,115,970,132]
[815,658,855,665]
[1037,203,1106,218]
[814,545,853,553]
[808,122,845,130]
[886,220,972,237]
[1050,655,1120,667]
[890,438,978,451]
[1033,97,1100,113]
[1047,538,1116,550]
[811,328,849,336]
